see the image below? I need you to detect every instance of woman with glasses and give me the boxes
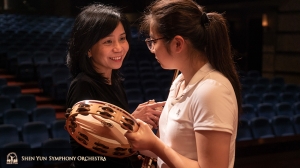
[125,0,242,168]
[66,3,164,168]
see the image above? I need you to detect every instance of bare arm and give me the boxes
[126,120,231,168]
[195,130,230,168]
[139,150,157,158]
[138,129,160,158]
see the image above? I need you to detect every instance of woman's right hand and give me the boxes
[131,101,165,129]
[125,119,159,151]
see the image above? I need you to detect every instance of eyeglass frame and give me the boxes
[144,37,165,51]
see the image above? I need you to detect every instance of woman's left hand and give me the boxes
[125,119,159,151]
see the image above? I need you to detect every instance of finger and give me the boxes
[145,117,158,129]
[149,115,159,123]
[137,155,144,160]
[151,109,162,116]
[136,119,148,126]
[150,117,159,129]
[124,131,133,140]
[137,118,158,129]
[147,109,162,117]
[145,118,157,128]
[126,119,144,137]
[156,101,166,105]
[154,101,166,106]
[140,101,150,106]
[147,102,166,109]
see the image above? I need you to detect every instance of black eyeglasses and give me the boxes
[145,37,165,51]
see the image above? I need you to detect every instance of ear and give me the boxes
[87,49,92,57]
[171,35,185,53]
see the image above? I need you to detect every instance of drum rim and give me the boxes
[65,99,139,158]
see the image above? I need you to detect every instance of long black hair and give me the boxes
[67,3,131,84]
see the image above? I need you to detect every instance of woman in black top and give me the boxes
[66,3,164,168]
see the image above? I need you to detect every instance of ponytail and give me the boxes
[205,12,243,117]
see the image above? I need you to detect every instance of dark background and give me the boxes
[1,1,300,167]
[0,0,269,73]
[6,0,300,81]
[3,0,298,80]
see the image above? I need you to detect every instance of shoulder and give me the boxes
[70,73,95,87]
[203,71,232,91]
[191,71,238,133]
[192,70,235,105]
[67,73,99,107]
[68,73,98,99]
[201,71,233,94]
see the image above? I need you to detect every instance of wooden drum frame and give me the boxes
[65,100,139,158]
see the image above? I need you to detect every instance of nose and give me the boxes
[150,48,155,53]
[113,42,122,52]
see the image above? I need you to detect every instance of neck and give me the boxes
[94,67,112,85]
[175,47,208,86]
[180,59,207,86]
[107,78,112,85]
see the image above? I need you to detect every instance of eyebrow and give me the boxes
[107,32,126,37]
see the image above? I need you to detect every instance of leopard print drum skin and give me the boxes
[65,100,139,158]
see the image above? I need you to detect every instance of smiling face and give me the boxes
[88,22,129,77]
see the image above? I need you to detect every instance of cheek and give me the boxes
[90,45,101,56]
[155,47,167,59]
[123,42,129,53]
[90,52,106,66]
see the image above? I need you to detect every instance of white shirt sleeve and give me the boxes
[191,78,236,134]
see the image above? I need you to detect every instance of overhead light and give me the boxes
[262,13,268,27]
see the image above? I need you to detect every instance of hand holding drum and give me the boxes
[65,100,139,158]
[65,100,165,159]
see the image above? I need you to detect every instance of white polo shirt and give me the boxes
[158,63,238,168]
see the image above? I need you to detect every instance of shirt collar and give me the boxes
[170,63,215,101]
[187,63,214,85]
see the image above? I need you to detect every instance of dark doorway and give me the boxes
[247,18,263,73]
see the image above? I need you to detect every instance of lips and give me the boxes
[110,56,122,60]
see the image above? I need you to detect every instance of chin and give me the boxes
[159,64,168,69]
[113,66,122,70]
